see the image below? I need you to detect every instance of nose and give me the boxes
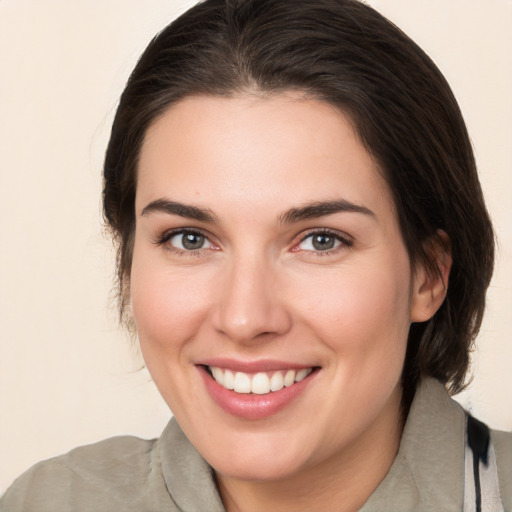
[211,254,292,344]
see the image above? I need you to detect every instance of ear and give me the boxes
[410,230,452,323]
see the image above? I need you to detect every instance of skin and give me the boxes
[130,93,450,512]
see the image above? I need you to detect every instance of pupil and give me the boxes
[183,233,204,250]
[313,234,334,251]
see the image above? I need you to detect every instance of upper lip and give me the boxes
[197,358,317,373]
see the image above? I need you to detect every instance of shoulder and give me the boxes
[0,435,158,512]
[491,427,512,456]
[492,427,512,463]
[490,427,512,509]
[0,419,218,512]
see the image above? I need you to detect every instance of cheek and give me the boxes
[129,252,213,353]
[129,254,218,412]
[294,257,412,361]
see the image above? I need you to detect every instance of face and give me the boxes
[131,93,430,482]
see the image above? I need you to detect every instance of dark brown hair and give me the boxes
[103,0,494,395]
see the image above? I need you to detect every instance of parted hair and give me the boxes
[103,0,494,396]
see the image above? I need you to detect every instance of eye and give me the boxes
[295,230,351,253]
[165,230,214,251]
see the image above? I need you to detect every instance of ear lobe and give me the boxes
[410,230,452,323]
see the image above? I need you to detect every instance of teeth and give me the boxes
[269,371,284,392]
[251,372,270,394]
[295,368,310,382]
[211,367,223,383]
[208,366,313,395]
[223,370,235,390]
[233,372,251,393]
[284,369,296,387]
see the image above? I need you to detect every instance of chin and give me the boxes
[202,432,313,482]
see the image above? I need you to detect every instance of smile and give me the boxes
[208,366,314,395]
[199,361,320,419]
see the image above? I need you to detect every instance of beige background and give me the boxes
[0,0,511,494]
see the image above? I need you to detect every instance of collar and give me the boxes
[158,419,226,512]
[360,377,466,511]
[157,378,466,512]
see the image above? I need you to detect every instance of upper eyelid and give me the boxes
[292,230,354,255]
[297,228,353,243]
[155,227,212,246]
[153,226,353,250]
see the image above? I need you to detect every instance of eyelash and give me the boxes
[154,228,216,255]
[154,228,353,256]
[293,229,353,255]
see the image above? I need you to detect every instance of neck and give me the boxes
[216,387,404,512]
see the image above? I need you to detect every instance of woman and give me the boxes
[1,0,510,510]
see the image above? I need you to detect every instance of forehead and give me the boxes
[136,93,394,221]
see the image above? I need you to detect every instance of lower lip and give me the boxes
[198,366,316,420]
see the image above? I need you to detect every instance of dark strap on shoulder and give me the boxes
[467,415,491,512]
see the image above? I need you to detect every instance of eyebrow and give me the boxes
[140,197,374,225]
[279,199,375,224]
[141,199,217,223]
